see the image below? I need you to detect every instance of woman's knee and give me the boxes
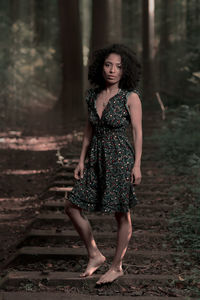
[64,199,81,217]
[64,199,74,215]
[115,211,131,223]
[115,212,132,231]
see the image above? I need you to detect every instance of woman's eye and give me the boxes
[117,65,122,69]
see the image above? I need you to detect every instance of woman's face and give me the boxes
[102,53,123,86]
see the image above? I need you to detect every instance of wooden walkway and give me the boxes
[0,110,197,299]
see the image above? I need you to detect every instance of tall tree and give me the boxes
[90,0,122,56]
[122,0,141,51]
[80,0,92,92]
[9,0,19,23]
[54,0,83,119]
[142,0,155,105]
[157,0,172,94]
[33,0,45,45]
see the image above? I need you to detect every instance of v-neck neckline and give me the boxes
[94,88,121,121]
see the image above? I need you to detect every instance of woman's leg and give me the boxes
[65,199,106,277]
[96,210,132,284]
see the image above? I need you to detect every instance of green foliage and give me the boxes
[169,204,200,250]
[149,105,200,253]
[0,2,61,125]
[1,20,61,108]
[170,267,200,297]
[149,104,200,295]
[154,1,200,106]
[148,105,200,174]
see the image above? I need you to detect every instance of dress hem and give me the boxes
[65,193,138,214]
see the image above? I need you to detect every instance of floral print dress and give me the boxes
[67,87,140,214]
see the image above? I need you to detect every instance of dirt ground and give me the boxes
[0,109,85,270]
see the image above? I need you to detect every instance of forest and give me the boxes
[0,0,199,126]
[0,0,199,297]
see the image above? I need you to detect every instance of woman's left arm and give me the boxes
[127,92,143,185]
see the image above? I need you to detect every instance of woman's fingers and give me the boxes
[133,174,141,184]
[74,166,79,179]
[131,169,142,185]
[74,170,79,179]
[80,169,84,179]
[74,164,84,179]
[130,174,134,184]
[134,176,142,185]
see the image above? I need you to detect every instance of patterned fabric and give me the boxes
[67,87,140,213]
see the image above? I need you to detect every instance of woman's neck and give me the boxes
[104,83,120,94]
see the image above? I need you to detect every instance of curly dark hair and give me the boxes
[88,43,142,91]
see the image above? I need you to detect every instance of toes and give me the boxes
[96,276,105,285]
[79,272,89,277]
[96,270,124,285]
[80,268,96,278]
[96,280,108,285]
[80,256,106,279]
[96,277,107,285]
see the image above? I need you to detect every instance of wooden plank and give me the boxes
[0,271,182,293]
[17,246,182,258]
[27,229,165,239]
[0,291,193,300]
[35,213,168,226]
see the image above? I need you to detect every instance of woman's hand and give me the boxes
[74,162,85,180]
[131,166,142,185]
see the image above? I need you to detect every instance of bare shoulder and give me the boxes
[126,91,142,128]
[127,91,142,109]
[127,91,141,105]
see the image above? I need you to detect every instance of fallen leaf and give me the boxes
[178,275,185,281]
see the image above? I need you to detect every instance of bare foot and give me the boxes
[96,267,124,285]
[79,253,106,277]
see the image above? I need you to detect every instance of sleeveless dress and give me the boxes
[67,87,140,214]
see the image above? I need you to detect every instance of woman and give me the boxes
[64,43,142,285]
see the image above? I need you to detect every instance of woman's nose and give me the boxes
[110,65,115,73]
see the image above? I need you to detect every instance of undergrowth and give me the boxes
[147,104,200,296]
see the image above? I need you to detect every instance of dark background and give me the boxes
[0,2,200,293]
[0,0,199,129]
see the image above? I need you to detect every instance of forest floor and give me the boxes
[0,109,86,269]
[0,106,199,299]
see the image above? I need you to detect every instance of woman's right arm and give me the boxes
[79,114,93,164]
[74,113,93,179]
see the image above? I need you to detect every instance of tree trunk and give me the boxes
[80,0,92,92]
[33,0,45,45]
[54,0,83,120]
[142,0,155,106]
[90,0,122,57]
[9,0,19,23]
[158,0,172,94]
[122,0,141,51]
